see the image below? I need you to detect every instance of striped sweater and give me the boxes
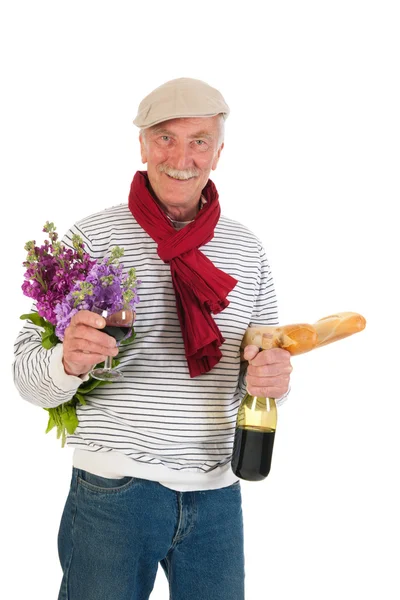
[13,202,288,491]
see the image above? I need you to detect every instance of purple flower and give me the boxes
[22,224,140,342]
[22,225,96,325]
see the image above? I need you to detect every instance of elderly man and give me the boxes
[13,77,292,600]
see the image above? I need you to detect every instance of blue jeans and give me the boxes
[58,468,245,599]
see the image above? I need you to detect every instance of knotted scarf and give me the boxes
[128,170,238,377]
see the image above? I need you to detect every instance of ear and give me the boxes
[139,133,148,164]
[211,142,224,171]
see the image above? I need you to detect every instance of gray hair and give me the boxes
[140,113,225,149]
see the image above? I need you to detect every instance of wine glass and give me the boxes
[90,305,134,382]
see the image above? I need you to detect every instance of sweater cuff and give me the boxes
[49,344,91,391]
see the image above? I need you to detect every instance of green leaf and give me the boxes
[40,322,58,349]
[20,313,59,349]
[45,411,56,433]
[42,353,124,447]
[43,323,55,336]
[120,330,136,346]
[20,312,47,328]
[41,335,57,349]
[62,406,79,435]
[77,376,106,394]
[74,392,87,405]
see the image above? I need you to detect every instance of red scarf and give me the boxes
[128,170,238,377]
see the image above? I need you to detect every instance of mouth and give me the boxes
[164,173,195,182]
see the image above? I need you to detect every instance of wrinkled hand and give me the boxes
[62,310,119,377]
[243,345,293,399]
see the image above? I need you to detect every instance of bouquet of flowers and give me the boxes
[20,222,140,446]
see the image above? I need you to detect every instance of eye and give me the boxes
[193,140,209,150]
[161,136,170,142]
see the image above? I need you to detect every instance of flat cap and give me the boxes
[133,77,230,129]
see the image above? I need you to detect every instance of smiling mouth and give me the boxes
[165,173,195,181]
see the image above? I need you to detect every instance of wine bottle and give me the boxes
[231,393,277,481]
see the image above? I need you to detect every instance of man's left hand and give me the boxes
[243,346,293,399]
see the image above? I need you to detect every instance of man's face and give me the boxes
[139,116,224,211]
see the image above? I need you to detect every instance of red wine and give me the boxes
[103,326,131,342]
[231,426,275,481]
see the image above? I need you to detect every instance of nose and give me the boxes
[170,141,192,170]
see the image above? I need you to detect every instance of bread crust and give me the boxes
[241,312,366,355]
[241,323,317,356]
[314,312,367,348]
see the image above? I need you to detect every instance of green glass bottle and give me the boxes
[231,393,277,481]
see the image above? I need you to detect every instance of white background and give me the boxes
[1,1,399,598]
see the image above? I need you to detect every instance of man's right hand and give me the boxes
[62,310,119,377]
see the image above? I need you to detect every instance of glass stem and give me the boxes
[104,355,113,370]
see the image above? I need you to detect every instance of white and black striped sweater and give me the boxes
[13,202,288,491]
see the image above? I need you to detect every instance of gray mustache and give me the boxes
[158,165,199,180]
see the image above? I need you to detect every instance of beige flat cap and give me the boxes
[133,77,230,129]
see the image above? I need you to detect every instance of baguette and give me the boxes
[241,312,366,355]
[241,323,317,356]
[313,312,367,348]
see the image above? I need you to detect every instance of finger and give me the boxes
[65,338,119,356]
[246,385,289,398]
[247,373,290,388]
[67,324,118,350]
[248,347,291,366]
[243,345,260,362]
[65,351,108,368]
[70,309,106,329]
[247,363,293,378]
